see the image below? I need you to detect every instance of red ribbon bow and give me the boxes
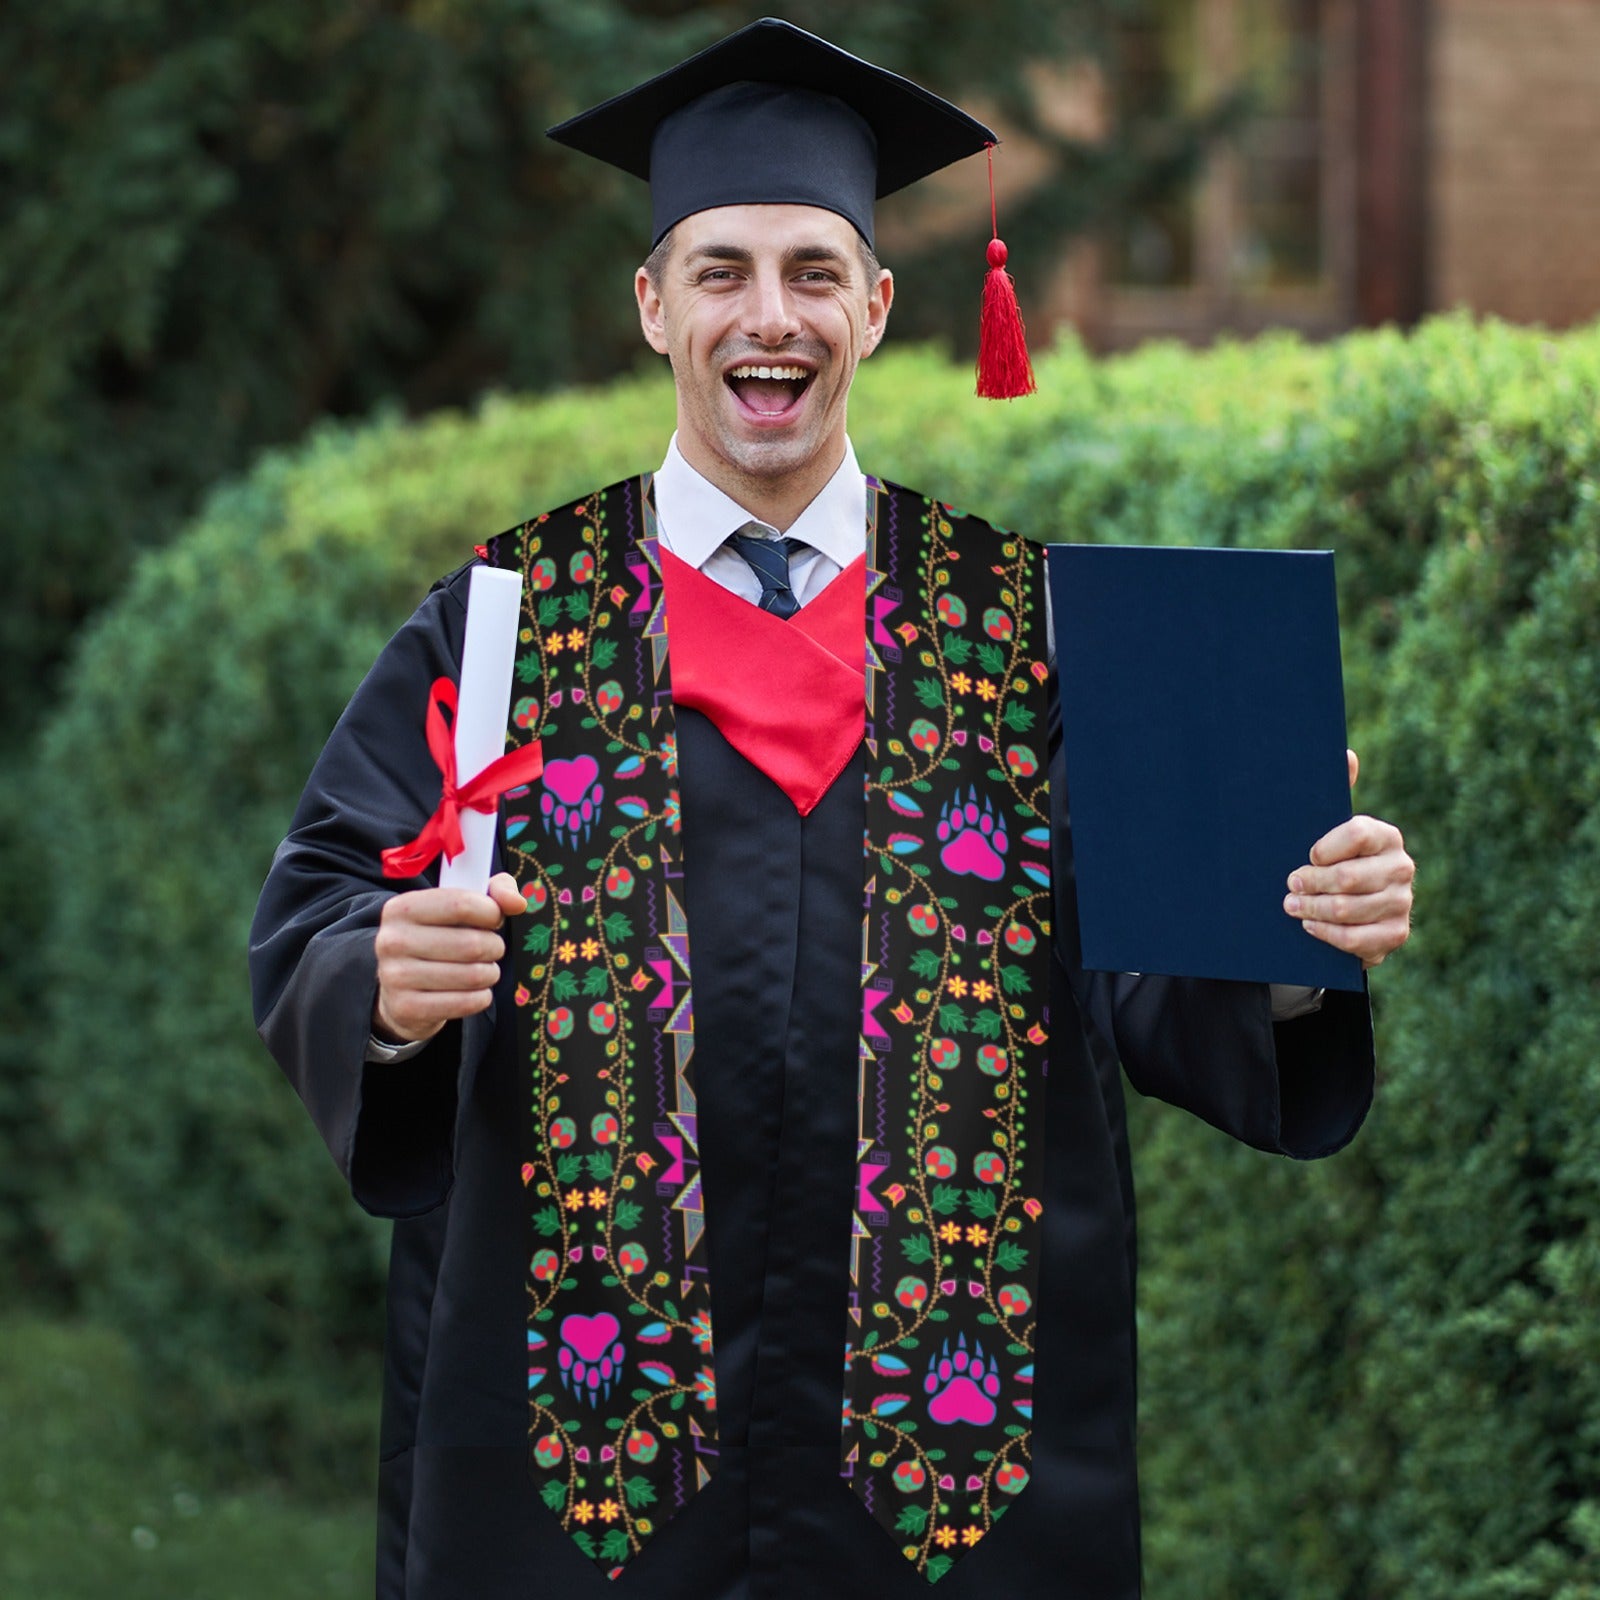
[381,677,545,880]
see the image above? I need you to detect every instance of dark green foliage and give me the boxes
[32,316,1600,1600]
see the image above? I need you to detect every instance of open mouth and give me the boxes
[725,363,813,418]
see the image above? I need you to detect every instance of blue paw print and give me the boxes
[924,1333,1001,1427]
[937,787,1008,881]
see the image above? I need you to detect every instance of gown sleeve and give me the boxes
[249,563,496,1216]
[1046,685,1375,1161]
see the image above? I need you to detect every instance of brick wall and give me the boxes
[1431,0,1600,327]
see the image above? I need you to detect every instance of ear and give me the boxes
[636,266,670,356]
[861,268,894,358]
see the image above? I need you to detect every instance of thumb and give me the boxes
[1347,748,1360,791]
[488,871,529,917]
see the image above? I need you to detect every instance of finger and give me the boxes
[1307,814,1405,869]
[382,887,513,930]
[375,923,506,965]
[1284,883,1413,927]
[1288,849,1415,899]
[1302,915,1410,966]
[1347,748,1359,790]
[375,985,494,1043]
[379,956,503,993]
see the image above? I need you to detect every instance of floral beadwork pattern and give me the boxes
[490,476,1052,1582]
[496,480,714,1578]
[848,482,1052,1582]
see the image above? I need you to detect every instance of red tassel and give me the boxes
[976,146,1035,400]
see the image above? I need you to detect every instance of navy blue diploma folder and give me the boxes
[1047,544,1364,992]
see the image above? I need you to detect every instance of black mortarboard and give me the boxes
[546,16,998,249]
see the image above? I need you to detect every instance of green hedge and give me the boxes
[33,318,1600,1598]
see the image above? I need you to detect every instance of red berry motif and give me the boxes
[595,680,624,715]
[907,903,939,937]
[530,557,557,592]
[532,1248,561,1284]
[996,1462,1029,1495]
[626,1428,659,1464]
[892,1459,927,1493]
[937,594,968,628]
[976,1045,1009,1077]
[928,1037,960,1069]
[570,550,595,584]
[1005,746,1038,779]
[983,607,1014,641]
[547,1007,574,1040]
[909,719,941,754]
[617,1243,648,1277]
[896,1276,930,1309]
[591,1111,619,1144]
[1003,923,1036,955]
[533,1432,565,1468]
[974,1152,1006,1184]
[998,1284,1032,1317]
[549,1116,577,1148]
[514,696,541,729]
[605,866,635,899]
[588,1002,617,1035]
[925,1145,958,1179]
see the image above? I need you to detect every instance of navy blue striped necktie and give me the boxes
[726,525,805,619]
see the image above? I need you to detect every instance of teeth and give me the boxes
[727,365,808,381]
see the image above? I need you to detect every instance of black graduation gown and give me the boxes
[250,557,1374,1600]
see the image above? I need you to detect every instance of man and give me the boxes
[250,20,1413,1600]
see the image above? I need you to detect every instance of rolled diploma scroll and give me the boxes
[438,565,525,892]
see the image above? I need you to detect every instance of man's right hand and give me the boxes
[372,871,528,1045]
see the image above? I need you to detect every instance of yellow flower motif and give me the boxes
[580,938,601,961]
[587,1186,609,1210]
[567,628,586,652]
[597,1499,621,1523]
[571,1500,595,1524]
[947,976,968,998]
[971,979,996,1003]
[938,1221,962,1244]
[950,671,973,695]
[564,1189,587,1210]
[546,632,565,655]
[934,1526,958,1549]
[557,940,578,963]
[975,678,998,702]
[960,1526,984,1547]
[966,1223,988,1246]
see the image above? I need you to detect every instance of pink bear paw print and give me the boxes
[937,787,1008,881]
[924,1334,1001,1427]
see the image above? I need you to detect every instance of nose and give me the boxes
[744,267,801,347]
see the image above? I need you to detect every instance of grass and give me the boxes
[0,1314,372,1598]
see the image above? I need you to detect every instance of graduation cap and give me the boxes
[548,16,1035,398]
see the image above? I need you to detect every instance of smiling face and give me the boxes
[635,204,892,527]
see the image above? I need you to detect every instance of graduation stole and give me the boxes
[490,475,1051,1582]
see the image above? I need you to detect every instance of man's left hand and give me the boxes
[1284,750,1415,969]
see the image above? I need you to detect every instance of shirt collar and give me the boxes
[652,434,866,571]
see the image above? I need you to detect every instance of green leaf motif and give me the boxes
[555,1154,584,1185]
[623,1474,658,1508]
[582,965,610,997]
[929,1184,963,1216]
[551,971,579,1001]
[971,1008,1004,1040]
[1001,702,1036,733]
[896,1505,930,1536]
[614,1200,643,1232]
[995,1240,1029,1273]
[603,912,633,942]
[566,590,591,621]
[539,1479,568,1513]
[938,1002,968,1034]
[913,677,945,708]
[532,1205,561,1237]
[999,964,1031,996]
[976,642,1006,676]
[571,1530,597,1559]
[592,637,619,670]
[942,633,973,665]
[537,596,563,628]
[524,923,552,954]
[966,1188,999,1220]
[515,654,543,684]
[586,1151,614,1181]
[909,948,942,981]
[600,1529,631,1563]
[927,1555,954,1583]
[901,1233,936,1264]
